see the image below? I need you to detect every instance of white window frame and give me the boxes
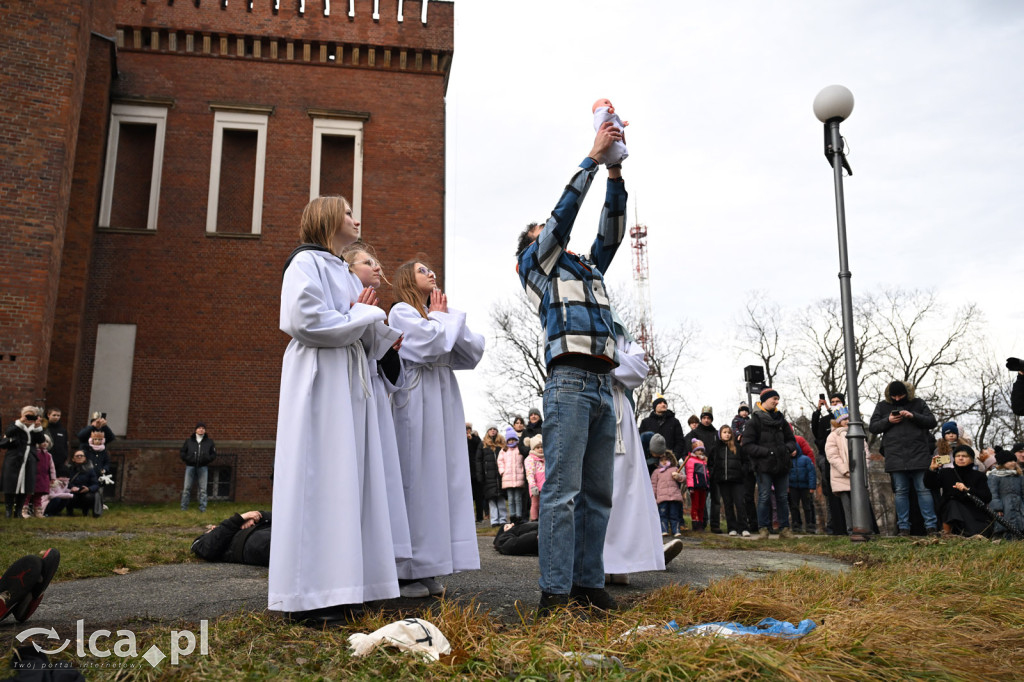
[309,118,364,223]
[99,104,168,231]
[206,110,268,234]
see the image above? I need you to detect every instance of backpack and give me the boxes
[691,458,710,490]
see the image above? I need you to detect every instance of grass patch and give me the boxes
[4,508,1024,679]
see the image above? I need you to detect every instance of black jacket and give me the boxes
[708,440,746,483]
[477,445,503,500]
[2,422,44,495]
[77,424,115,448]
[924,466,992,534]
[810,409,831,454]
[741,407,796,475]
[685,423,718,455]
[519,419,543,458]
[191,511,272,566]
[180,434,217,467]
[638,410,685,452]
[467,433,483,483]
[45,421,69,475]
[1012,374,1024,417]
[67,460,100,494]
[493,521,539,556]
[868,382,937,472]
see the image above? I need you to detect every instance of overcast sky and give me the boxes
[441,0,1023,431]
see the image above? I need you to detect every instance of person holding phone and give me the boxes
[869,381,939,536]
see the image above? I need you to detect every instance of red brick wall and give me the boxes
[115,444,274,503]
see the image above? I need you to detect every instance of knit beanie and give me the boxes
[952,444,975,460]
[505,427,519,443]
[652,397,667,409]
[759,388,780,403]
[1014,443,1024,455]
[691,439,706,453]
[995,449,1016,466]
[529,434,543,451]
[649,433,667,456]
[830,392,846,404]
[941,421,959,437]
[738,403,750,414]
[888,381,908,398]
[528,407,542,418]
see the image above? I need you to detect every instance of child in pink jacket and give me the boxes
[684,440,710,531]
[524,434,546,522]
[497,438,526,523]
[650,451,684,536]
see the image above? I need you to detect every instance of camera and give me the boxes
[934,454,951,466]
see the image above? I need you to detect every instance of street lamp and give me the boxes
[814,84,872,542]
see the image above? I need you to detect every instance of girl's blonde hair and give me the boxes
[483,431,505,450]
[341,241,391,285]
[299,196,350,254]
[392,260,433,320]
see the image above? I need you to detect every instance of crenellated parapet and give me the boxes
[116,0,453,75]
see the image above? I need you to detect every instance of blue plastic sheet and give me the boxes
[669,617,817,639]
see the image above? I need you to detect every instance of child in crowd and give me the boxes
[789,444,817,534]
[650,451,684,536]
[684,440,710,531]
[824,406,856,534]
[23,436,56,519]
[987,449,1023,539]
[497,430,526,523]
[524,435,546,522]
[478,426,508,527]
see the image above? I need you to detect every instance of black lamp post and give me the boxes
[814,85,872,542]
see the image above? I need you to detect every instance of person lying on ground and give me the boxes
[191,510,271,566]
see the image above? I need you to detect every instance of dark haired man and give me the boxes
[516,121,626,616]
[638,397,684,452]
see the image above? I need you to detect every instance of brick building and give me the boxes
[0,0,454,503]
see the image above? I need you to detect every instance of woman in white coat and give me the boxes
[603,319,669,584]
[270,197,401,625]
[388,261,485,597]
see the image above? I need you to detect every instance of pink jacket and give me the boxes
[525,452,546,493]
[497,448,525,488]
[824,425,868,493]
[683,453,707,488]
[650,466,684,503]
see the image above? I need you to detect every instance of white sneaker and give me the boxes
[741,530,751,537]
[399,581,431,598]
[728,530,738,537]
[418,577,446,596]
[663,538,684,565]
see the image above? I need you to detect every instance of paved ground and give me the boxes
[2,530,848,634]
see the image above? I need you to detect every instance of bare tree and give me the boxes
[736,292,788,389]
[483,292,547,423]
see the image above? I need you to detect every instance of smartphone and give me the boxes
[935,454,951,466]
[819,393,827,402]
[101,412,107,419]
[890,410,900,417]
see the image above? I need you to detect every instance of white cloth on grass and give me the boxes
[348,618,451,661]
[388,303,485,579]
[268,250,400,612]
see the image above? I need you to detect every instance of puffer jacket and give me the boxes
[741,405,796,475]
[497,448,525,489]
[988,468,1024,534]
[825,426,852,493]
[477,445,503,500]
[180,434,217,467]
[650,465,683,503]
[789,453,817,489]
[868,381,937,472]
[708,440,745,483]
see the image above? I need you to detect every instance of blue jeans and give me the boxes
[182,466,208,511]
[658,500,683,535]
[538,365,615,594]
[488,498,508,525]
[506,488,523,520]
[756,471,790,531]
[890,469,937,530]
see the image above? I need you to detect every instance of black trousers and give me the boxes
[742,471,758,533]
[708,479,722,531]
[789,487,815,530]
[718,479,748,534]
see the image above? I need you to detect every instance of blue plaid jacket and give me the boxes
[517,157,627,368]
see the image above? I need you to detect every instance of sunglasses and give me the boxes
[416,266,435,277]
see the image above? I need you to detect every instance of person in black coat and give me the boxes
[191,510,272,566]
[466,424,485,522]
[708,424,749,536]
[45,450,101,517]
[43,408,69,477]
[811,393,848,535]
[1008,358,1024,416]
[493,521,539,556]
[924,445,992,537]
[180,422,217,512]
[476,427,507,527]
[741,389,797,537]
[3,407,45,518]
[638,398,685,453]
[868,380,939,536]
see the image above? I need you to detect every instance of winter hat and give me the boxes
[887,381,908,398]
[738,403,750,414]
[952,444,975,461]
[195,422,207,430]
[759,388,779,403]
[649,433,667,456]
[700,406,714,420]
[652,396,667,409]
[830,392,846,404]
[995,448,1016,466]
[1014,443,1024,455]
[485,424,498,434]
[505,427,519,443]
[528,407,542,418]
[691,439,706,453]
[529,434,543,451]
[941,421,959,437]
[831,406,850,422]
[640,431,654,457]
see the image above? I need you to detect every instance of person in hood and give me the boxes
[180,422,217,512]
[869,380,939,536]
[741,389,797,539]
[638,397,685,453]
[925,445,991,537]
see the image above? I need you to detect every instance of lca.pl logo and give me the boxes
[16,620,210,668]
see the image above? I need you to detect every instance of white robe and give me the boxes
[269,251,400,612]
[603,335,666,574]
[369,346,413,561]
[388,303,485,579]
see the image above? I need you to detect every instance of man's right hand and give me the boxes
[588,121,623,166]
